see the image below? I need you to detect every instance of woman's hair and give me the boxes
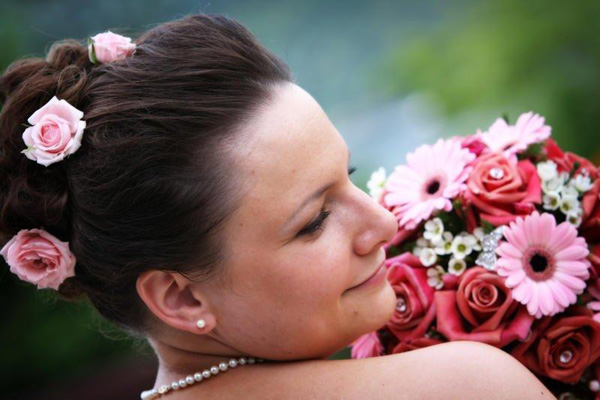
[0,13,294,336]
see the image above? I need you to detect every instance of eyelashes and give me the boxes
[297,165,357,236]
[298,208,331,236]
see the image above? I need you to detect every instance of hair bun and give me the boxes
[46,38,90,71]
[2,13,294,334]
[0,40,89,245]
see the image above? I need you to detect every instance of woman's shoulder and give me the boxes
[176,341,554,400]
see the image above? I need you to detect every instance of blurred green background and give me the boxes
[2,0,600,398]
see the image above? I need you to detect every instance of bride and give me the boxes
[0,12,554,399]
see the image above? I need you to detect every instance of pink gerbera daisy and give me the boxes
[350,331,383,359]
[496,212,591,319]
[478,111,551,159]
[384,138,475,230]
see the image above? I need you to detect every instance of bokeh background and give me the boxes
[2,0,600,398]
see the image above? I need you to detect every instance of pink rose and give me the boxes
[350,331,383,359]
[21,96,86,167]
[385,253,437,341]
[435,267,535,347]
[464,153,541,226]
[0,228,76,290]
[89,31,136,64]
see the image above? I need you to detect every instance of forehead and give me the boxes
[230,83,346,232]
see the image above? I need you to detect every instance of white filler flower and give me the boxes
[366,167,387,201]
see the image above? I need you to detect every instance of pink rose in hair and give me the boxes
[21,96,86,167]
[89,31,136,64]
[0,228,76,290]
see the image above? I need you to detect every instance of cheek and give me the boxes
[225,236,351,318]
[214,243,353,359]
[268,241,351,307]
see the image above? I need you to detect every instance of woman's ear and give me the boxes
[136,270,217,334]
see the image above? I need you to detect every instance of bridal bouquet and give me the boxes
[352,112,600,399]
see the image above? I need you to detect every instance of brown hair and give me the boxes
[0,13,294,336]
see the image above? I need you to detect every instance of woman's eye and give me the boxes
[297,167,355,238]
[348,165,357,179]
[298,208,331,236]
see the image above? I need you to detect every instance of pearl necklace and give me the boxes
[140,356,265,399]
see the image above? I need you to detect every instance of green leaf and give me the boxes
[569,161,581,179]
[482,220,495,234]
[436,210,464,235]
[87,37,99,64]
[502,113,510,124]
[452,199,463,211]
[425,327,445,341]
[398,239,417,254]
[518,142,544,160]
[386,245,405,258]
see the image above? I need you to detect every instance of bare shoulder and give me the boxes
[178,341,555,400]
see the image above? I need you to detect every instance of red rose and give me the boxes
[583,246,600,308]
[380,327,400,354]
[580,180,600,243]
[385,253,436,341]
[435,267,535,347]
[391,337,445,354]
[545,138,600,242]
[545,138,599,180]
[511,306,600,383]
[464,153,541,226]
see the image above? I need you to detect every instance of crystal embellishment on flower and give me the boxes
[479,112,551,159]
[384,138,475,230]
[474,227,505,271]
[495,212,591,319]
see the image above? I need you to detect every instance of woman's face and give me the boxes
[199,83,399,360]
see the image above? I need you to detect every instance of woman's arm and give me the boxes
[184,341,555,399]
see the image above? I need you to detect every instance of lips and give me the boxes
[347,259,386,291]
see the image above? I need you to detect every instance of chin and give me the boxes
[378,281,397,324]
[352,279,396,330]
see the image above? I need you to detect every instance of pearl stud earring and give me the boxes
[196,319,206,329]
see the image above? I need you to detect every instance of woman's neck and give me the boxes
[149,335,248,387]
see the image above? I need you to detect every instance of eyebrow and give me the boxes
[283,148,351,230]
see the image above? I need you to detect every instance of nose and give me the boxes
[351,186,399,256]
